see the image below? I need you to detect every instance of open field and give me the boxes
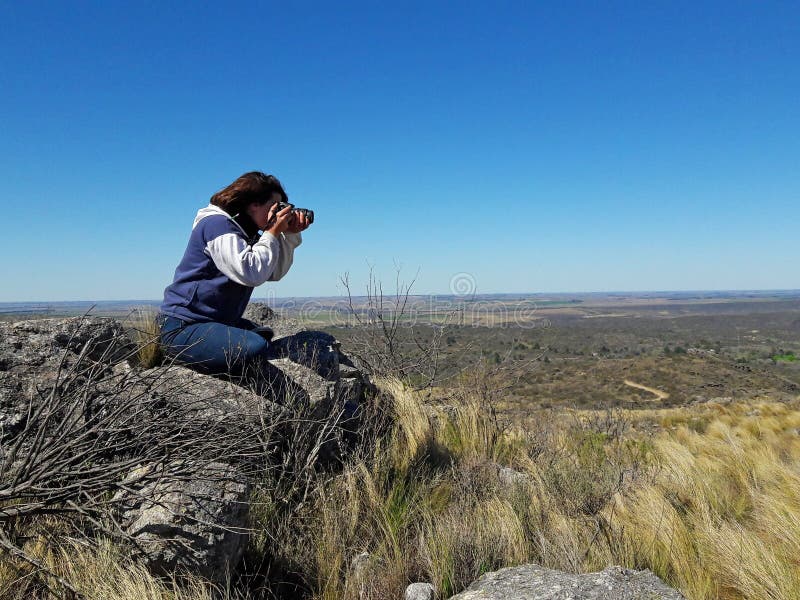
[320,291,800,417]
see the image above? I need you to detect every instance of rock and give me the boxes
[242,302,302,339]
[0,317,133,439]
[406,582,435,600]
[242,302,275,324]
[496,465,532,488]
[136,363,289,425]
[114,461,250,584]
[446,564,685,599]
[0,315,375,584]
[1,316,133,364]
[339,363,361,379]
[267,329,374,418]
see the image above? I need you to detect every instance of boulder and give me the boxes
[243,301,302,339]
[446,564,685,600]
[0,314,375,584]
[113,461,251,584]
[242,302,275,325]
[136,362,289,425]
[0,316,132,365]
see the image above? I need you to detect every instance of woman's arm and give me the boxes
[203,208,304,287]
[267,231,302,281]
[205,230,283,287]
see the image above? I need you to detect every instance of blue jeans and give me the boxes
[158,315,270,375]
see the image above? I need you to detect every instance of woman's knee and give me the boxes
[226,331,269,362]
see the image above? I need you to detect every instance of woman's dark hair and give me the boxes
[210,171,288,215]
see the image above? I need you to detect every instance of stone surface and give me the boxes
[406,582,435,600]
[243,301,302,339]
[114,461,251,584]
[242,302,275,324]
[446,564,685,599]
[0,317,132,439]
[137,363,289,425]
[3,316,133,364]
[351,551,373,580]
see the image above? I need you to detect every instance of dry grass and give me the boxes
[0,535,217,600]
[3,367,799,599]
[126,306,163,368]
[249,376,651,599]
[251,386,800,600]
[595,400,800,599]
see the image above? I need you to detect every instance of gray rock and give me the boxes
[267,329,374,418]
[339,363,361,379]
[1,316,132,365]
[242,302,275,324]
[495,465,532,488]
[137,363,289,425]
[446,564,684,599]
[406,582,435,600]
[114,461,251,584]
[242,302,303,339]
[0,317,133,439]
[0,315,374,583]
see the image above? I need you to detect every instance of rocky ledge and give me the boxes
[0,306,374,584]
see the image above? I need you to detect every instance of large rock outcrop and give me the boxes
[447,564,684,599]
[0,311,374,585]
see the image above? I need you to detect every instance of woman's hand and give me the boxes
[266,204,294,237]
[286,211,311,234]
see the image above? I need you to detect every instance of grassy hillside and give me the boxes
[3,367,800,599]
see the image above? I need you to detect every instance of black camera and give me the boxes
[276,201,314,225]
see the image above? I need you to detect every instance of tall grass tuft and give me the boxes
[0,536,219,599]
[247,377,648,599]
[127,306,163,368]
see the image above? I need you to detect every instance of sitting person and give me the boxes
[158,171,311,388]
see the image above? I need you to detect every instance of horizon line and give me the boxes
[2,288,800,304]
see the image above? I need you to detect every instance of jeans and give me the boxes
[158,314,307,404]
[158,315,270,376]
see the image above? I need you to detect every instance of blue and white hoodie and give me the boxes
[160,204,302,325]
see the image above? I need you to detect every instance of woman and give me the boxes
[158,171,311,378]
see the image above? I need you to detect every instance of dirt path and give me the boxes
[623,379,670,401]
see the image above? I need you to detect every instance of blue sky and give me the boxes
[1,1,797,301]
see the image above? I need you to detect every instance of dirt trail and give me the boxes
[623,379,670,401]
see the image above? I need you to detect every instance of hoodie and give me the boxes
[160,204,302,325]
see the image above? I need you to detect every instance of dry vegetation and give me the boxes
[4,356,800,599]
[125,307,163,369]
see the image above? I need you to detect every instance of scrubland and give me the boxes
[4,363,800,599]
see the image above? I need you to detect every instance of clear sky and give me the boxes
[1,1,797,302]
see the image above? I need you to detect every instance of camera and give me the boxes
[276,201,314,225]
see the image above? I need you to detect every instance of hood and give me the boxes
[192,204,234,229]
